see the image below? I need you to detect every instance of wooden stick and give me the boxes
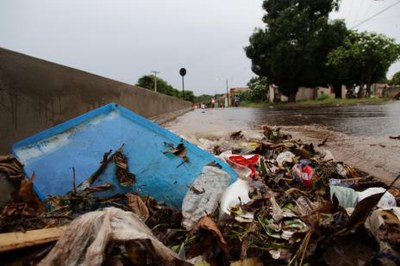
[0,226,67,252]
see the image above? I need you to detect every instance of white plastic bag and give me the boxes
[181,166,231,230]
[276,151,295,167]
[219,178,254,222]
[357,187,397,208]
[39,207,184,266]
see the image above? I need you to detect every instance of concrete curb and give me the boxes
[150,107,194,125]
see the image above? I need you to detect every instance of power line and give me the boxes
[350,0,400,29]
[352,0,366,29]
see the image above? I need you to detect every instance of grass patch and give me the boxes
[297,97,389,106]
[237,101,271,108]
[237,97,390,108]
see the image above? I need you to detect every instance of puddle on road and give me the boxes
[166,104,400,186]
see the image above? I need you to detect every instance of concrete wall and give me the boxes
[296,87,315,101]
[316,87,335,99]
[296,87,335,101]
[386,86,400,98]
[0,48,192,153]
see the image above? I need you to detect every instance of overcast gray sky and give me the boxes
[0,0,399,96]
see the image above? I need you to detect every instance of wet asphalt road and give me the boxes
[166,101,400,185]
[167,101,400,137]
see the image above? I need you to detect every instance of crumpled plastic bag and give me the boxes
[357,187,397,209]
[276,151,295,167]
[219,151,256,179]
[39,207,186,266]
[330,185,358,208]
[181,166,231,230]
[229,154,259,179]
[329,185,397,213]
[219,178,254,222]
[365,207,400,260]
[291,160,314,188]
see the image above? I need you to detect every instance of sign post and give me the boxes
[179,68,186,99]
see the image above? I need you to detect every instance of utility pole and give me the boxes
[217,78,230,107]
[226,79,229,107]
[151,71,159,92]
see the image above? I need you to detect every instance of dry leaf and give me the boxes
[197,216,228,251]
[83,183,113,194]
[18,173,45,214]
[125,193,149,221]
[230,257,263,266]
[114,151,136,186]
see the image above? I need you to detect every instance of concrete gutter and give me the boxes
[150,107,193,125]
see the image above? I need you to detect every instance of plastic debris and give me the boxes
[38,207,185,266]
[1,124,400,266]
[357,187,397,208]
[228,154,259,179]
[219,151,253,179]
[330,185,358,208]
[291,160,314,187]
[219,178,254,222]
[276,151,295,167]
[365,207,400,263]
[181,166,231,230]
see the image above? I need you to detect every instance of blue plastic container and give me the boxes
[13,103,237,207]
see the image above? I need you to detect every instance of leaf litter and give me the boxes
[0,127,399,265]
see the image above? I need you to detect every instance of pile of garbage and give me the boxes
[1,125,400,265]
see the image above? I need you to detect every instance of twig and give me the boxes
[72,167,76,195]
[25,215,73,221]
[317,136,329,147]
[74,144,125,193]
[299,230,312,266]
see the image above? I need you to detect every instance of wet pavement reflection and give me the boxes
[166,101,400,185]
[167,101,400,137]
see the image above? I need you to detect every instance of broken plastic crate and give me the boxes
[12,103,237,207]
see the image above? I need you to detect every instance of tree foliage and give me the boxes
[389,71,400,85]
[137,75,180,97]
[245,0,344,101]
[194,94,213,104]
[327,31,400,92]
[136,75,197,102]
[247,76,268,102]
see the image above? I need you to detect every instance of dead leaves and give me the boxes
[18,173,45,214]
[125,193,149,221]
[317,136,329,147]
[0,155,25,186]
[346,174,400,232]
[197,216,228,254]
[197,216,227,245]
[230,257,263,266]
[114,151,136,187]
[230,130,244,140]
[163,139,190,167]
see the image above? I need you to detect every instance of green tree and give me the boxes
[136,75,180,97]
[136,75,154,90]
[194,94,213,105]
[390,71,400,85]
[245,0,345,101]
[327,31,400,95]
[247,76,268,102]
[181,90,195,102]
[237,91,252,103]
